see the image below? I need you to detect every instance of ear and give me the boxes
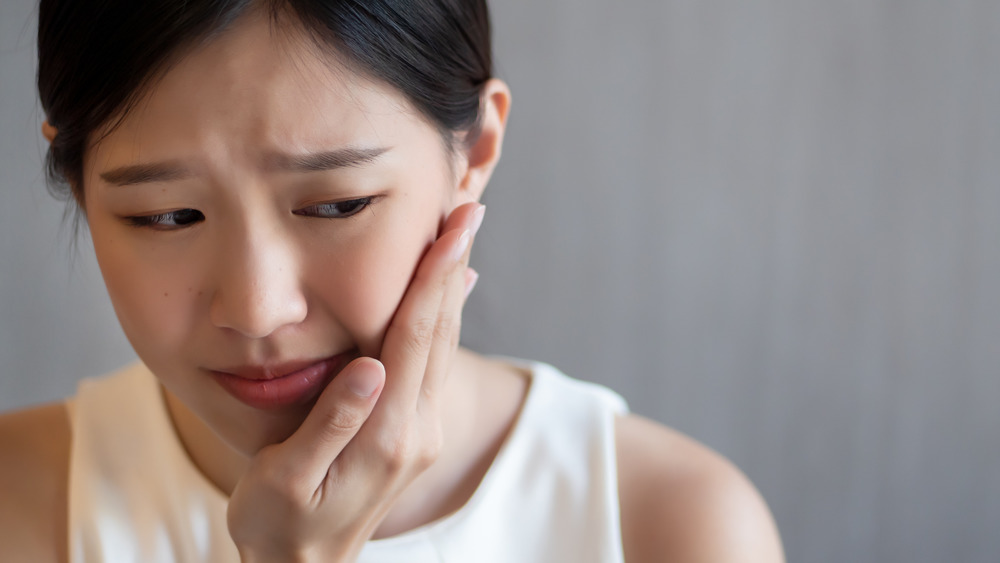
[454,79,511,203]
[42,120,58,144]
[42,120,87,206]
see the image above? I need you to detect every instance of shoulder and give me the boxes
[0,402,71,563]
[615,414,785,563]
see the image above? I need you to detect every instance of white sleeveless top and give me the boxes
[67,360,628,562]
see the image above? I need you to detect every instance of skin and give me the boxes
[0,9,783,563]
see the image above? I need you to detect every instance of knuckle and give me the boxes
[373,425,441,474]
[417,432,443,468]
[250,449,311,503]
[404,316,436,354]
[433,315,455,342]
[418,418,443,467]
[320,404,366,436]
[419,386,440,409]
[375,430,417,473]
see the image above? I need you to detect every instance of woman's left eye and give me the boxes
[293,196,375,219]
[125,208,205,230]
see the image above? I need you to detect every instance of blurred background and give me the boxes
[2,1,998,561]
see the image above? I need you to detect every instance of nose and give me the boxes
[209,222,308,339]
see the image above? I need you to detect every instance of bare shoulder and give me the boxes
[0,402,71,563]
[616,414,784,563]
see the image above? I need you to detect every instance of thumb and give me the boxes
[282,357,385,484]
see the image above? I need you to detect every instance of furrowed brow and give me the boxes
[99,162,192,187]
[97,147,389,186]
[266,147,390,173]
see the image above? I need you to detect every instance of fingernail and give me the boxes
[470,205,486,238]
[452,229,470,262]
[346,360,382,398]
[464,268,480,298]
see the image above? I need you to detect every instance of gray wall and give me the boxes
[2,1,998,561]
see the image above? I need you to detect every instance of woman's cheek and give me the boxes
[88,216,204,359]
[99,246,199,356]
[327,223,434,357]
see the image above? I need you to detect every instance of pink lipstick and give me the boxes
[210,351,355,410]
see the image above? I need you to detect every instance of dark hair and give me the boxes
[37,0,493,203]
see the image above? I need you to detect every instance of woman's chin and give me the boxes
[222,407,311,457]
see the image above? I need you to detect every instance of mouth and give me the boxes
[209,350,358,410]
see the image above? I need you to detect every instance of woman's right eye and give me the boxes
[293,196,375,219]
[125,209,205,230]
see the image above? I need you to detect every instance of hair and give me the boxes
[37,0,493,205]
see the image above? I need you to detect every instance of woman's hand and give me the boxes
[226,202,485,563]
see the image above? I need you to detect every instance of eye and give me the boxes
[294,196,375,219]
[125,208,205,230]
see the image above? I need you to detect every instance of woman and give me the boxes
[0,1,784,561]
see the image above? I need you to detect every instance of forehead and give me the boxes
[88,10,424,167]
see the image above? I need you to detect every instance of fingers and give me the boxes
[419,206,484,399]
[440,201,485,241]
[373,228,468,416]
[372,202,484,419]
[278,357,385,486]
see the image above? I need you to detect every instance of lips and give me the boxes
[209,351,356,410]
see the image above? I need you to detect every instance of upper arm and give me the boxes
[0,403,71,563]
[616,414,785,563]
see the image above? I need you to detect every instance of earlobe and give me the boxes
[42,121,58,144]
[457,79,511,202]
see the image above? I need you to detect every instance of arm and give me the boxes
[617,415,785,563]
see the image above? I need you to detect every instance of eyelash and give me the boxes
[125,208,204,230]
[123,197,375,230]
[293,196,375,219]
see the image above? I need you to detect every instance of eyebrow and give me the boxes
[264,146,390,173]
[99,162,191,187]
[99,147,390,187]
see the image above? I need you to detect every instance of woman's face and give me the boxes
[81,14,472,454]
